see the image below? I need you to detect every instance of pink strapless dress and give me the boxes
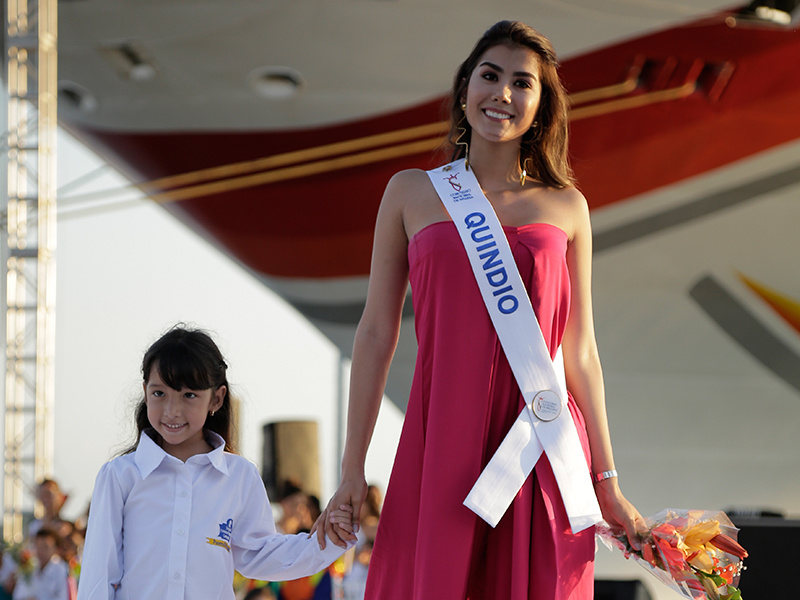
[364,221,596,600]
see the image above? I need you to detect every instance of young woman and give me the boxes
[315,21,645,599]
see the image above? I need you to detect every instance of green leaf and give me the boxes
[697,569,727,587]
[720,586,742,600]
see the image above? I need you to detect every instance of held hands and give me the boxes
[310,476,366,550]
[594,477,647,551]
[330,505,356,534]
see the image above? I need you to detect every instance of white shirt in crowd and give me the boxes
[77,430,348,600]
[11,555,68,600]
[0,551,17,592]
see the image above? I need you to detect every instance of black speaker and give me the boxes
[731,517,800,599]
[594,579,652,600]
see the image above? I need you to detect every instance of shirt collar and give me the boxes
[134,429,229,478]
[202,431,229,475]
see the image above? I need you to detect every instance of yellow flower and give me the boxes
[679,520,721,571]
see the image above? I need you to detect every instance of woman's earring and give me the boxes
[456,101,470,169]
[520,157,532,187]
[210,411,215,417]
[455,125,470,170]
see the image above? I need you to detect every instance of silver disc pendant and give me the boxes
[531,390,562,422]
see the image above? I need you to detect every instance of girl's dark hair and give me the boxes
[447,20,574,188]
[125,325,235,454]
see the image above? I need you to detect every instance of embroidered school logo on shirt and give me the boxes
[206,518,233,552]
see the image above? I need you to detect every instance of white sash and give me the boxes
[426,159,602,533]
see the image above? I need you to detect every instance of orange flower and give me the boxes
[709,533,748,560]
[651,523,679,539]
[717,562,737,585]
[641,541,659,567]
[651,525,687,577]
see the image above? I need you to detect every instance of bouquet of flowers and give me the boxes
[3,541,34,583]
[596,509,748,600]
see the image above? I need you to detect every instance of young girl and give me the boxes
[77,326,348,600]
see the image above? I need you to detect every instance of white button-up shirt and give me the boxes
[12,555,69,600]
[77,431,346,600]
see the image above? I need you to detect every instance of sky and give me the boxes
[11,127,404,522]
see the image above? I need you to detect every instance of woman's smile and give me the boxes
[483,108,513,121]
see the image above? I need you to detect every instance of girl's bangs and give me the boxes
[154,345,215,391]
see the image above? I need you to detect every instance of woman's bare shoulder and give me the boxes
[550,184,588,207]
[385,168,436,197]
[539,184,590,241]
[382,168,449,238]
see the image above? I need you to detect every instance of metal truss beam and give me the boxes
[2,0,57,543]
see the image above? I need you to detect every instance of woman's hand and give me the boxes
[595,477,646,551]
[310,476,367,550]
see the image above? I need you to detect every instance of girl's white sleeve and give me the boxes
[232,464,351,581]
[76,462,125,600]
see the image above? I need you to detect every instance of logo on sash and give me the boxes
[531,390,562,422]
[444,172,462,192]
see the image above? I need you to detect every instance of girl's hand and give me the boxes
[310,476,366,549]
[595,478,646,551]
[329,504,355,534]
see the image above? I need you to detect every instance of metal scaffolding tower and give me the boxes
[2,0,57,543]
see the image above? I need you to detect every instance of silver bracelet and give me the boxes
[593,469,618,483]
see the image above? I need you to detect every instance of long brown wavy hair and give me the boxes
[448,20,574,188]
